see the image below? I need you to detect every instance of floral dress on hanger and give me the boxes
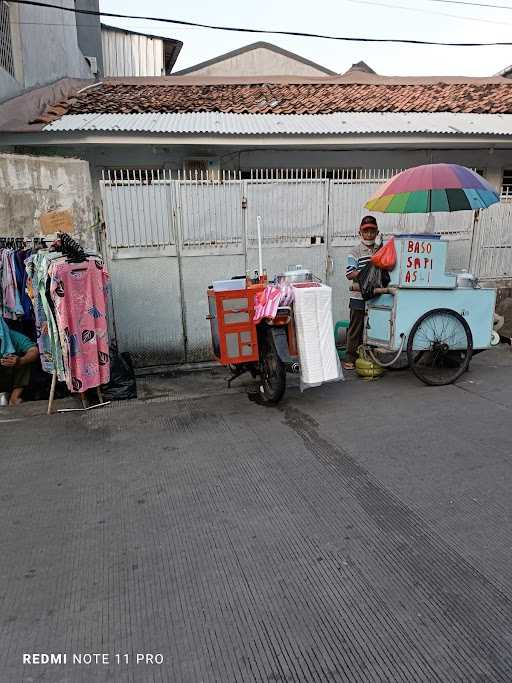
[49,257,110,393]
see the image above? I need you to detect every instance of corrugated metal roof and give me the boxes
[43,112,512,135]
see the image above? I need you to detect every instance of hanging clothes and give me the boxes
[0,317,15,356]
[1,249,24,319]
[49,257,110,393]
[13,248,33,319]
[25,251,66,379]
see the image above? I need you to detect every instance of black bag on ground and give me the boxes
[102,349,137,401]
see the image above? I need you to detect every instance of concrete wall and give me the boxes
[0,1,23,101]
[0,0,94,102]
[20,0,92,89]
[181,47,331,77]
[80,144,503,187]
[0,70,20,102]
[75,0,103,77]
[25,144,509,187]
[235,148,512,181]
[10,142,510,219]
[0,153,97,250]
[9,143,511,239]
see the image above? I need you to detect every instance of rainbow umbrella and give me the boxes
[365,163,500,213]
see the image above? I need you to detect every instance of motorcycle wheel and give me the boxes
[258,337,286,405]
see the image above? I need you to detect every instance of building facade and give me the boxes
[101,24,182,77]
[173,42,335,77]
[0,0,98,102]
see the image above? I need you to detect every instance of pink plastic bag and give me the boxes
[253,286,281,323]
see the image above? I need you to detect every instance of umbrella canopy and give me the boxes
[365,163,500,213]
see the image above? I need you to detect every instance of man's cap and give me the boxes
[360,215,378,228]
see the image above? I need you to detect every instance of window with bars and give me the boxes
[183,158,220,180]
[501,169,512,199]
[183,159,209,176]
[0,1,14,78]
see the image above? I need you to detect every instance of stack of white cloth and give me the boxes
[292,283,343,389]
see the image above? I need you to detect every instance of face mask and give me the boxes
[362,237,376,246]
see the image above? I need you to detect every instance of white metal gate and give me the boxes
[470,194,512,280]
[176,178,246,361]
[100,169,502,367]
[245,172,328,291]
[100,173,183,366]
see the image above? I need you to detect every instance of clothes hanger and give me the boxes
[57,232,87,264]
[0,236,25,249]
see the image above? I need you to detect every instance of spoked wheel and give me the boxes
[257,336,286,405]
[407,308,473,386]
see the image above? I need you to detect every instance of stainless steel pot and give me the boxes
[283,268,313,283]
[455,271,479,288]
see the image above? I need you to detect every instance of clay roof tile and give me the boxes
[33,80,512,121]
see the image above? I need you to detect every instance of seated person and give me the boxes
[0,329,39,406]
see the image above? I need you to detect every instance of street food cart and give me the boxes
[364,235,496,385]
[207,277,299,404]
[363,163,500,385]
[207,266,341,404]
[206,164,500,395]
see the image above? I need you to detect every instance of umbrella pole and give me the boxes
[426,190,436,232]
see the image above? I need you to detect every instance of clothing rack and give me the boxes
[0,236,26,249]
[0,236,52,249]
[1,230,109,414]
[47,380,109,414]
[47,234,108,413]
[57,232,87,262]
[28,237,52,249]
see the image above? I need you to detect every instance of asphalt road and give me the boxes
[1,346,512,682]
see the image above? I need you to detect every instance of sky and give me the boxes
[99,0,512,77]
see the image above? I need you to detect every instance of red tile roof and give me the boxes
[32,77,512,124]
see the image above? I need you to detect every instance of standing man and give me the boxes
[343,216,381,369]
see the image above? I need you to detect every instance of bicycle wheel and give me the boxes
[407,308,473,386]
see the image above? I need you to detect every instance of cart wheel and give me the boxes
[407,308,473,386]
[258,337,286,405]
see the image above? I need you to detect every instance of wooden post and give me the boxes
[47,371,57,415]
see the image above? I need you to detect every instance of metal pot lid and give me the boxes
[284,268,312,276]
[455,271,478,287]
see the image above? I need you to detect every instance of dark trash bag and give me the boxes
[102,349,137,401]
[357,262,390,301]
